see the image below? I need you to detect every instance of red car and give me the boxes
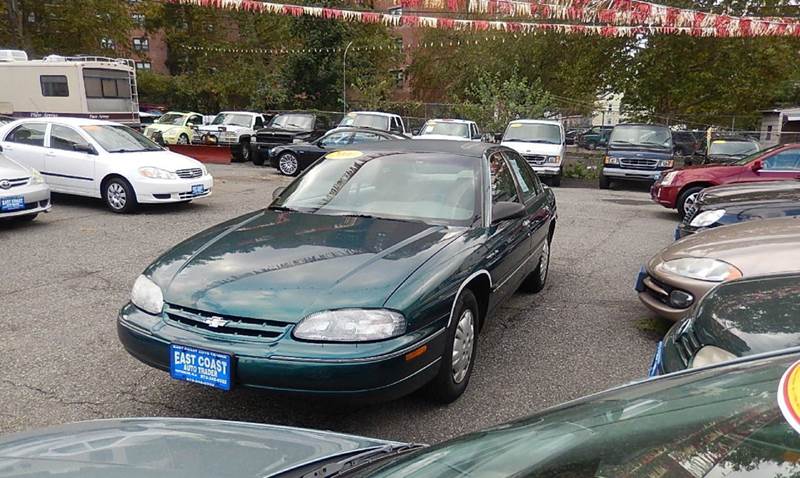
[651,143,800,217]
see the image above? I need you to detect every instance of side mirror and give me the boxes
[751,159,763,172]
[272,186,286,199]
[491,201,526,224]
[412,129,420,136]
[73,144,97,155]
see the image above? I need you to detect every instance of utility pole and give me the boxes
[6,0,24,49]
[342,41,353,115]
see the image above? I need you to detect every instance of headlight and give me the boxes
[139,167,178,180]
[660,171,679,186]
[690,209,726,228]
[130,275,164,315]
[29,169,44,185]
[546,155,561,164]
[657,159,674,168]
[293,309,406,342]
[689,345,737,369]
[657,257,742,282]
[604,156,619,165]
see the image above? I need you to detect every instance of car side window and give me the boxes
[254,116,264,129]
[490,153,519,203]
[319,132,353,147]
[505,151,541,201]
[763,150,800,171]
[6,123,47,147]
[188,115,202,126]
[351,132,385,144]
[50,125,91,152]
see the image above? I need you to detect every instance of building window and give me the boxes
[132,37,149,52]
[100,37,116,50]
[40,75,69,97]
[391,69,405,88]
[132,13,145,27]
[388,6,402,15]
[135,61,152,71]
[26,12,35,23]
[767,125,773,141]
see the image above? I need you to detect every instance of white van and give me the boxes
[0,50,140,126]
[501,119,566,186]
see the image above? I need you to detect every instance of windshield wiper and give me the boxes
[268,205,298,212]
[107,148,146,153]
[299,444,423,478]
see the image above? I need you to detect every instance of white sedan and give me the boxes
[0,118,213,213]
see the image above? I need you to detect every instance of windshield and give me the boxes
[273,152,480,226]
[270,113,314,130]
[211,113,252,127]
[733,144,781,165]
[155,113,186,126]
[420,121,469,138]
[710,140,760,157]
[339,114,390,130]
[367,353,800,478]
[81,125,162,153]
[609,125,672,150]
[502,123,561,144]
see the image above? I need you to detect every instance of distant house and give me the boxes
[759,107,800,146]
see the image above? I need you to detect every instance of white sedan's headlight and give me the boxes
[131,275,164,315]
[293,309,406,342]
[657,257,742,282]
[690,209,726,228]
[660,171,679,186]
[29,169,45,185]
[690,345,737,369]
[139,167,178,180]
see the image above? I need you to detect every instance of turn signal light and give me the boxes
[405,345,428,361]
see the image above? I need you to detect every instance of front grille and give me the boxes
[523,155,546,165]
[0,177,30,189]
[176,168,203,179]
[256,132,294,144]
[165,303,291,340]
[643,275,672,306]
[620,158,658,169]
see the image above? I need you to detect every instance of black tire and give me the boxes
[677,186,704,219]
[278,152,300,176]
[521,236,551,293]
[425,289,479,404]
[550,174,561,187]
[104,177,137,214]
[252,146,266,166]
[177,133,189,145]
[598,173,610,189]
[239,139,251,162]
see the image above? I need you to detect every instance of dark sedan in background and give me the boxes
[678,180,800,238]
[267,127,407,176]
[250,111,339,166]
[652,273,800,375]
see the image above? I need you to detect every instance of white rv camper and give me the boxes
[0,50,140,125]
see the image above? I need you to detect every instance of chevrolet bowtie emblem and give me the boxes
[205,316,228,328]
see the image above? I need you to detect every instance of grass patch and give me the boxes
[636,317,672,339]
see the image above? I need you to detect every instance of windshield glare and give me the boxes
[340,114,390,130]
[156,113,186,126]
[609,125,672,149]
[82,125,162,153]
[503,123,561,144]
[211,113,252,127]
[273,153,480,225]
[420,122,469,138]
[270,114,314,130]
[710,141,760,156]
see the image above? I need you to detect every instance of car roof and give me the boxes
[216,111,259,116]
[9,117,121,127]
[425,119,474,124]
[346,111,398,118]
[614,122,669,128]
[325,127,403,137]
[343,139,502,158]
[509,119,561,126]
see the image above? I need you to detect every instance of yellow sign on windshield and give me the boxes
[779,361,800,433]
[326,150,364,160]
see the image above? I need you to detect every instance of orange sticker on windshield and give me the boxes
[779,361,800,433]
[326,150,363,160]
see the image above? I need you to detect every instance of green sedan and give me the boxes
[117,140,557,402]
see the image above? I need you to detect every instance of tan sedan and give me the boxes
[636,217,800,321]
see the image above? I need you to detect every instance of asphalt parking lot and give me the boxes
[0,164,676,444]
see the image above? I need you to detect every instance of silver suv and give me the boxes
[0,150,51,222]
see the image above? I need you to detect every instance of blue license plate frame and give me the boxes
[169,344,232,391]
[634,266,647,292]
[0,196,25,212]
[648,341,664,377]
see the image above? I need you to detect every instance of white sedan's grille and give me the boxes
[176,168,203,179]
[0,177,30,189]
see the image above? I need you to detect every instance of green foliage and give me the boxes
[453,69,555,132]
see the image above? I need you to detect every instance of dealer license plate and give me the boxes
[170,344,232,391]
[192,185,204,196]
[0,196,25,212]
[634,266,647,292]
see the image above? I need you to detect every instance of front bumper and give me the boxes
[603,166,663,182]
[635,268,713,322]
[650,183,679,208]
[135,175,214,203]
[531,165,561,177]
[0,183,51,218]
[675,222,702,238]
[117,303,444,401]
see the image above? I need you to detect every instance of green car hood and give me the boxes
[0,418,399,478]
[145,210,462,322]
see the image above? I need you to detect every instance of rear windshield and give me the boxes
[609,125,672,150]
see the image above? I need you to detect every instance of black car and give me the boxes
[697,137,761,165]
[250,112,339,166]
[677,180,800,238]
[268,127,408,176]
[671,130,704,157]
[653,273,800,375]
[564,127,587,146]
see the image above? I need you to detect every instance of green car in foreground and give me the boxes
[6,349,800,476]
[117,141,557,402]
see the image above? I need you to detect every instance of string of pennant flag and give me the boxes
[166,0,800,37]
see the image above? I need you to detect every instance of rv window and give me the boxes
[101,79,118,98]
[6,123,47,147]
[40,76,69,97]
[50,125,90,152]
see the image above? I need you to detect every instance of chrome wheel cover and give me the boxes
[279,154,298,175]
[178,134,189,145]
[683,192,699,215]
[451,308,475,384]
[242,144,250,160]
[107,183,127,210]
[539,240,550,283]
